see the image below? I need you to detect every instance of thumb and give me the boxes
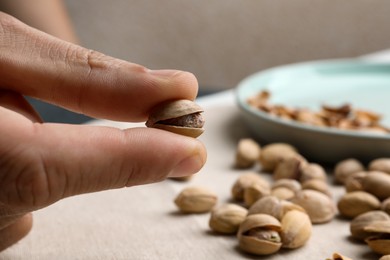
[0,110,206,209]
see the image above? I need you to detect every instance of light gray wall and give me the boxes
[65,0,390,90]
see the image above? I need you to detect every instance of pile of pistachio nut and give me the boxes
[173,138,390,259]
[247,90,389,134]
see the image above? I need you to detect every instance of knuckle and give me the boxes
[85,49,120,73]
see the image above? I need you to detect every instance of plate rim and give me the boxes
[235,59,390,141]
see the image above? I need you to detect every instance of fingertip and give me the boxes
[168,140,207,178]
[149,69,199,100]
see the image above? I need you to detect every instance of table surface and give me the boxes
[2,51,390,260]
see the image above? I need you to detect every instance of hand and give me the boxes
[0,12,207,251]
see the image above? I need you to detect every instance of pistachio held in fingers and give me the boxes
[146,99,205,138]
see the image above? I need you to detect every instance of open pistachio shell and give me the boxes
[365,235,390,255]
[364,220,390,255]
[350,211,390,241]
[146,100,204,138]
[237,214,282,255]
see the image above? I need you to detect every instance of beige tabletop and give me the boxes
[2,52,390,259]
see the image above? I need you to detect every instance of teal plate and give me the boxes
[236,59,390,164]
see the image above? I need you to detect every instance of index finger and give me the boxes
[0,12,198,121]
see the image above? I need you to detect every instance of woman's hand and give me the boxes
[0,12,206,251]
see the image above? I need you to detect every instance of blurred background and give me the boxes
[2,0,390,122]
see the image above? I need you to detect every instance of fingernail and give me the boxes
[149,69,178,77]
[169,153,204,178]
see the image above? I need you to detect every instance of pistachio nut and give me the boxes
[280,210,312,249]
[290,190,336,224]
[337,191,381,219]
[235,138,261,169]
[271,187,295,201]
[364,220,390,255]
[362,171,390,200]
[382,197,390,215]
[259,143,297,172]
[350,210,390,241]
[344,171,367,192]
[146,99,204,138]
[299,163,327,183]
[270,180,300,200]
[368,158,390,175]
[273,154,307,180]
[243,182,271,207]
[231,172,270,202]
[237,214,282,255]
[334,158,365,184]
[209,203,248,234]
[272,179,302,193]
[248,195,305,221]
[174,186,217,213]
[301,179,332,198]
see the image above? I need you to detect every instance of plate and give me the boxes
[235,59,390,164]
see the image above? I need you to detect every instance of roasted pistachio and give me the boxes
[337,191,381,219]
[280,210,312,249]
[290,190,336,224]
[362,171,390,200]
[272,179,302,193]
[174,186,217,213]
[344,171,367,192]
[271,187,295,201]
[237,214,282,255]
[209,203,248,234]
[382,198,390,215]
[235,138,261,168]
[350,210,390,241]
[259,143,297,172]
[368,158,390,174]
[301,179,332,198]
[232,172,270,202]
[334,158,365,184]
[299,163,327,183]
[243,182,271,207]
[248,195,305,221]
[146,100,204,138]
[273,154,307,180]
[364,220,390,255]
